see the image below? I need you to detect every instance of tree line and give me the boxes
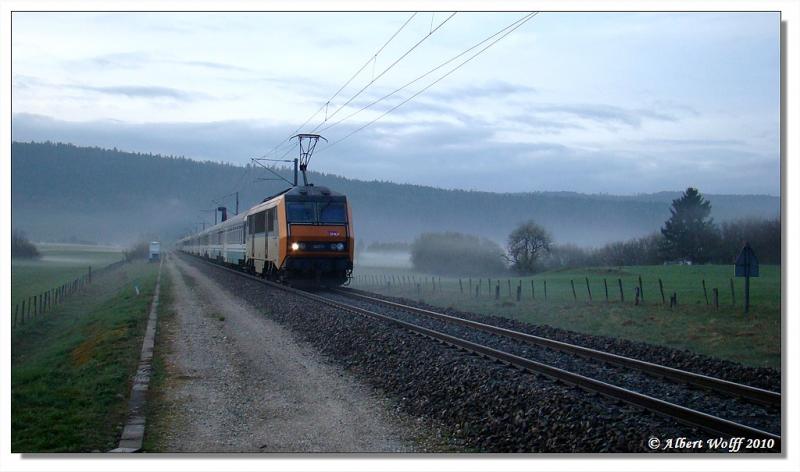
[410,188,780,276]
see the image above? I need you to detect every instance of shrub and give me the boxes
[124,240,150,261]
[11,229,40,259]
[410,232,507,276]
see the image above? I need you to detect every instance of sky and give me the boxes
[11,11,780,195]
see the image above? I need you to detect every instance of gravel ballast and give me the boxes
[349,288,781,392]
[321,290,780,435]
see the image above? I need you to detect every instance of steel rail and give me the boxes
[183,253,781,452]
[334,288,781,407]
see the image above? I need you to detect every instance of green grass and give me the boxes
[11,261,158,452]
[351,264,781,369]
[11,243,124,310]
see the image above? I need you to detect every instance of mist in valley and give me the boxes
[11,142,780,258]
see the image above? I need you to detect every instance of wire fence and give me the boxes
[12,258,128,330]
[349,273,749,311]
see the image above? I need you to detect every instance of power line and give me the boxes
[309,12,457,133]
[256,13,419,162]
[324,12,418,110]
[318,12,536,134]
[317,12,539,154]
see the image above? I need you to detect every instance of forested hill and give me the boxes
[11,141,780,247]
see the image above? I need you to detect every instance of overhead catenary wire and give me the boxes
[309,12,458,133]
[256,12,419,162]
[318,12,537,135]
[317,12,539,154]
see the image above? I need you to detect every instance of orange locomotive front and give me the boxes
[245,185,354,286]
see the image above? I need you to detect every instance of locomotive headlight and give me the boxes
[291,242,300,251]
[333,242,345,251]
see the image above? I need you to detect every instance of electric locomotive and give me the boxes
[176,134,354,286]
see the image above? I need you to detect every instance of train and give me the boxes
[176,184,354,286]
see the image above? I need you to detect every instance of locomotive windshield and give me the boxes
[286,202,316,223]
[286,200,347,224]
[318,202,347,223]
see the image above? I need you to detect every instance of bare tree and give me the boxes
[507,220,552,274]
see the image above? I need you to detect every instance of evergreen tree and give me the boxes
[659,187,719,263]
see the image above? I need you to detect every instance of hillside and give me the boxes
[11,141,780,247]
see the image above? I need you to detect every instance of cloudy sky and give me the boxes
[11,12,780,195]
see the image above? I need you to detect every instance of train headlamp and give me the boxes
[291,242,300,251]
[333,242,345,251]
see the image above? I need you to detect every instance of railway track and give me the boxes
[185,254,781,452]
[333,288,780,407]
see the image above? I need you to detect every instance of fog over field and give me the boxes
[12,142,779,249]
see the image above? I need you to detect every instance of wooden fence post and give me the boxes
[638,275,644,303]
[603,278,609,303]
[459,278,463,293]
[495,284,500,300]
[507,279,511,297]
[713,288,719,310]
[730,278,736,306]
[658,279,666,305]
[585,277,592,302]
[635,287,640,306]
[702,280,709,305]
[570,280,577,301]
[531,280,535,300]
[516,284,521,302]
[475,283,479,299]
[618,278,624,303]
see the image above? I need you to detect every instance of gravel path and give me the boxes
[151,255,422,452]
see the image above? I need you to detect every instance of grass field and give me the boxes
[11,243,125,310]
[351,264,781,369]
[11,261,158,452]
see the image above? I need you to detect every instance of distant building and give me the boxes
[149,241,161,261]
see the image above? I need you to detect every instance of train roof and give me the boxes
[193,211,246,237]
[259,185,345,203]
[181,184,346,241]
[248,184,346,215]
[284,185,345,199]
